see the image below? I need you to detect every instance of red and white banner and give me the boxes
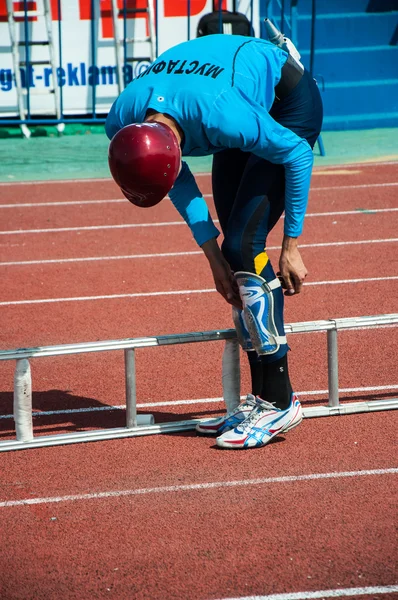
[0,0,259,117]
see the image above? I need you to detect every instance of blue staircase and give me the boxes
[261,0,398,130]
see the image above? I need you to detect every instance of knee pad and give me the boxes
[235,271,287,355]
[232,307,254,352]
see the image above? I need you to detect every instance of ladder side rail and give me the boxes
[1,315,398,361]
[90,0,98,118]
[6,0,31,137]
[187,0,190,41]
[56,0,64,120]
[154,0,158,58]
[123,0,128,86]
[2,399,398,452]
[111,0,124,93]
[42,0,64,132]
[0,419,198,452]
[0,331,237,361]
[147,0,156,62]
[22,0,32,120]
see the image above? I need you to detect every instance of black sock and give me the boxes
[260,354,293,410]
[246,351,263,397]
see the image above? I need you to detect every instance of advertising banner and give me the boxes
[0,0,259,118]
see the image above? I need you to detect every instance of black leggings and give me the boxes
[211,69,323,364]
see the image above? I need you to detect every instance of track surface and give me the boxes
[0,162,397,600]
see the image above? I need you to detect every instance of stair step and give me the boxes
[322,111,398,130]
[320,78,398,129]
[321,79,398,116]
[300,46,398,81]
[296,12,398,49]
[265,0,398,130]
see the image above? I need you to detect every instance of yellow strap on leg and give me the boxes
[254,251,269,275]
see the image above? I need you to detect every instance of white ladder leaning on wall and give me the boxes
[6,0,64,138]
[110,0,157,94]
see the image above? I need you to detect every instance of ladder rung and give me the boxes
[126,56,152,62]
[119,7,148,14]
[12,11,45,17]
[21,89,55,95]
[124,37,151,43]
[18,41,50,46]
[19,60,51,66]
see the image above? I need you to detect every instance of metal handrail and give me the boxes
[1,314,397,361]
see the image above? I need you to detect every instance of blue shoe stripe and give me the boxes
[239,403,300,447]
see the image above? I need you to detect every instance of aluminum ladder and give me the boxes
[1,314,397,452]
[110,0,157,93]
[6,0,64,138]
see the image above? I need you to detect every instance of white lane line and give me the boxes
[0,208,397,236]
[1,385,397,420]
[1,238,397,267]
[311,159,398,168]
[0,182,397,208]
[0,199,126,208]
[309,181,398,191]
[0,177,117,186]
[0,220,184,235]
[217,585,398,600]
[0,159,396,187]
[0,468,396,508]
[1,276,397,306]
[0,250,202,267]
[305,208,398,217]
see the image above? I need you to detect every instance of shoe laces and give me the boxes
[236,398,276,433]
[256,398,278,412]
[229,394,256,416]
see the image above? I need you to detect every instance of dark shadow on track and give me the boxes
[1,390,396,439]
[0,390,224,438]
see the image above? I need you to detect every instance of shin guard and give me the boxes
[235,271,287,355]
[232,307,254,351]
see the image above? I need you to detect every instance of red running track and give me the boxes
[0,162,397,600]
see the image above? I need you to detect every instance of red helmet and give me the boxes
[108,122,180,208]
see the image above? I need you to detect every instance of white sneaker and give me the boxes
[216,394,302,449]
[196,395,257,435]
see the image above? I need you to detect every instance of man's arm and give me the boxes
[168,161,220,247]
[201,238,242,308]
[207,93,314,238]
[169,163,241,307]
[279,234,308,296]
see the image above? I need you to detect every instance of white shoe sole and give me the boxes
[216,414,303,449]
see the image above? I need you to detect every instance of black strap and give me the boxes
[274,54,304,101]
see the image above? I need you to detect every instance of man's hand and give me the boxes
[201,238,242,309]
[278,235,308,296]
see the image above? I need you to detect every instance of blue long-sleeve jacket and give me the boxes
[105,35,314,245]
